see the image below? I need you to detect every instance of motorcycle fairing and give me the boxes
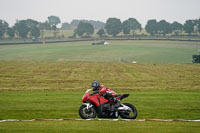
[88,95,108,106]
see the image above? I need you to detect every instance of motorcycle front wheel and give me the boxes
[79,104,96,119]
[119,103,137,119]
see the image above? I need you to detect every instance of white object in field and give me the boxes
[132,61,137,63]
[104,41,109,45]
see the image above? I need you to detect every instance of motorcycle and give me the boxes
[79,89,137,119]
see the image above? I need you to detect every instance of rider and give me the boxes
[91,80,120,110]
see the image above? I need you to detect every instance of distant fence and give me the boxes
[105,38,200,42]
[0,38,94,45]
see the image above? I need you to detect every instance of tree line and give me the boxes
[0,15,200,40]
[73,18,200,38]
[61,20,105,30]
[0,16,61,40]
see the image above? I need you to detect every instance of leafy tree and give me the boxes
[47,16,60,38]
[39,21,51,31]
[171,21,183,31]
[184,20,195,35]
[14,20,29,39]
[84,23,94,36]
[0,20,9,39]
[26,19,39,28]
[51,25,58,38]
[105,18,122,36]
[30,26,40,40]
[7,27,15,38]
[170,21,183,35]
[128,18,142,35]
[122,18,142,35]
[157,20,172,35]
[25,19,40,39]
[145,19,158,35]
[70,19,105,30]
[122,20,130,34]
[196,18,200,33]
[74,24,83,37]
[74,21,94,37]
[39,21,51,39]
[97,29,105,37]
[70,20,81,29]
[48,16,61,26]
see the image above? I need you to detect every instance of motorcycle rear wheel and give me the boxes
[79,104,96,119]
[119,103,137,119]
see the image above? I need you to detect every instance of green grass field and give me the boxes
[0,40,200,63]
[0,40,200,132]
[1,121,200,133]
[0,61,200,132]
[0,89,200,120]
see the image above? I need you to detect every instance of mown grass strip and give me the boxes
[0,90,200,120]
[0,120,200,133]
[0,62,200,91]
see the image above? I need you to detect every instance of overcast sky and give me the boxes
[0,0,200,27]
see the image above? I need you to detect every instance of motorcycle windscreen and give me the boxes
[82,92,90,102]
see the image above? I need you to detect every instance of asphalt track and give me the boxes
[1,118,200,123]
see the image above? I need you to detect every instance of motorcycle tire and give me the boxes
[79,104,96,119]
[119,103,137,119]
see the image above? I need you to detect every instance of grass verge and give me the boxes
[0,121,200,133]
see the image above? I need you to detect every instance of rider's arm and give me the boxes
[99,86,107,96]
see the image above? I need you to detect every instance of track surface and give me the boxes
[1,118,200,123]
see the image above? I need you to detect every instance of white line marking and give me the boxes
[1,119,200,123]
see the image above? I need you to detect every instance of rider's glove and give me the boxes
[113,97,117,102]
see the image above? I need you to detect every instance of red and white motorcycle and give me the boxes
[79,89,137,119]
